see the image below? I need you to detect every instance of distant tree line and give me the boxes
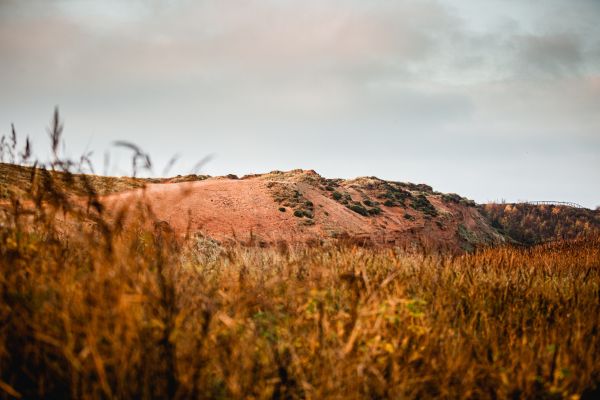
[481,203,600,245]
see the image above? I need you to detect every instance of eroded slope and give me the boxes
[102,169,504,252]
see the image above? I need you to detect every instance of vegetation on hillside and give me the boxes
[481,203,600,245]
[0,161,152,200]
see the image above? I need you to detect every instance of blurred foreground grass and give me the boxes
[1,111,599,399]
[1,196,598,398]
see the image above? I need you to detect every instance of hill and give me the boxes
[100,169,504,252]
[2,162,598,251]
[1,163,504,252]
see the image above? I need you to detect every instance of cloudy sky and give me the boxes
[1,0,599,207]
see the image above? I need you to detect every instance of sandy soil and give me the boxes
[100,171,504,252]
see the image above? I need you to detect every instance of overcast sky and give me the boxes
[1,0,599,207]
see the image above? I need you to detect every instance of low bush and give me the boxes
[347,204,369,216]
[410,195,438,217]
[367,207,382,216]
[441,193,462,203]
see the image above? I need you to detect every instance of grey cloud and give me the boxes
[0,1,463,89]
[515,33,583,77]
[0,0,598,207]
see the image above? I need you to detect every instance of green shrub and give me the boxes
[279,207,286,212]
[332,191,342,201]
[410,195,438,217]
[347,204,369,216]
[460,198,477,207]
[367,207,382,216]
[293,210,304,218]
[442,193,462,204]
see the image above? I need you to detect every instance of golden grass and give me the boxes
[0,114,598,398]
[1,190,599,399]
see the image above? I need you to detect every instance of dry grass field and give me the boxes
[1,180,599,399]
[0,123,599,399]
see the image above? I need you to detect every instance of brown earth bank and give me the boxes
[3,163,598,252]
[98,169,504,253]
